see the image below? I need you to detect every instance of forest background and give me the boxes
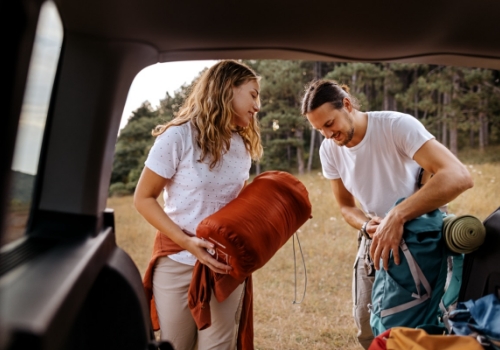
[110,60,500,195]
[107,60,500,348]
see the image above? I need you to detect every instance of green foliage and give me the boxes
[109,61,500,196]
[325,62,384,110]
[109,182,131,197]
[111,101,165,190]
[458,145,500,164]
[109,80,198,195]
[158,81,195,119]
[245,60,316,174]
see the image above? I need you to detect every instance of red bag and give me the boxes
[196,170,312,282]
[369,329,392,350]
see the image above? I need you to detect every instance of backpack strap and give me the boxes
[443,256,453,292]
[439,256,461,332]
[438,257,453,331]
[381,239,433,317]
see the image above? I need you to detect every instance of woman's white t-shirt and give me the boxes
[145,122,251,265]
[319,111,434,218]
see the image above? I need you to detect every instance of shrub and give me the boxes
[109,182,131,197]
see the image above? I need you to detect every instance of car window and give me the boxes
[3,1,63,248]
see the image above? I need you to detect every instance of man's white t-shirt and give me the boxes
[319,111,434,218]
[145,122,251,265]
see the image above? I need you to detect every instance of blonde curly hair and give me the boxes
[153,60,263,169]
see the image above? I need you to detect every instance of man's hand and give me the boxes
[369,211,405,270]
[365,216,382,238]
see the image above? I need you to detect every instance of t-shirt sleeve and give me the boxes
[392,114,435,159]
[319,141,340,180]
[144,126,185,179]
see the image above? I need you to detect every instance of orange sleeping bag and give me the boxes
[196,170,312,282]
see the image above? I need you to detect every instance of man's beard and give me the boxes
[334,127,354,146]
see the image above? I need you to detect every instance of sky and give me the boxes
[11,1,62,176]
[120,60,218,130]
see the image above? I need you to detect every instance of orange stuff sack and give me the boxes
[368,328,483,350]
[196,170,312,282]
[387,327,483,350]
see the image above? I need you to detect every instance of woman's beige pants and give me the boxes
[153,257,245,350]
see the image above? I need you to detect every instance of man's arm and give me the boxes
[330,178,380,236]
[370,139,473,270]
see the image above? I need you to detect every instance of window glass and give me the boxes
[3,1,63,247]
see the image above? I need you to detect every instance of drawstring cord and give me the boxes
[292,232,307,304]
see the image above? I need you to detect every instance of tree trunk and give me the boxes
[414,68,419,118]
[450,121,458,155]
[483,114,489,147]
[287,145,291,166]
[469,114,475,148]
[307,61,322,172]
[478,112,485,151]
[442,120,448,148]
[437,92,442,142]
[314,61,321,80]
[369,83,372,102]
[317,130,324,148]
[449,72,460,156]
[295,129,304,175]
[287,131,292,167]
[255,161,261,175]
[383,64,390,110]
[383,85,389,110]
[307,129,316,172]
[442,92,449,148]
[482,96,489,147]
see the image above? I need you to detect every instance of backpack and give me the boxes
[437,211,488,333]
[448,293,500,348]
[459,206,500,302]
[437,254,464,332]
[370,199,448,336]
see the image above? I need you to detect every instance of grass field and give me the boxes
[107,162,500,350]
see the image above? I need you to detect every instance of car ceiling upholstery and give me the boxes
[16,0,498,218]
[55,0,500,69]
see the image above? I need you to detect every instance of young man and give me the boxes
[301,80,473,349]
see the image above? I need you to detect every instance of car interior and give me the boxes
[2,0,500,349]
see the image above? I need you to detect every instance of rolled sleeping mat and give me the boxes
[443,214,486,254]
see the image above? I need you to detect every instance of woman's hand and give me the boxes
[185,236,233,274]
[135,167,233,274]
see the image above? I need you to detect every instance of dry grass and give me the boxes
[106,195,158,277]
[447,163,499,218]
[107,163,500,350]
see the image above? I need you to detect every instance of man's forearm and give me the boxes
[341,206,372,231]
[389,167,473,224]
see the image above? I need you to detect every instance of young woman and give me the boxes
[135,60,263,350]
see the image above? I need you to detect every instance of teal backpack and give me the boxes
[437,254,464,332]
[369,199,449,336]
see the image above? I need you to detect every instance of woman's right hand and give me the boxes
[186,236,233,274]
